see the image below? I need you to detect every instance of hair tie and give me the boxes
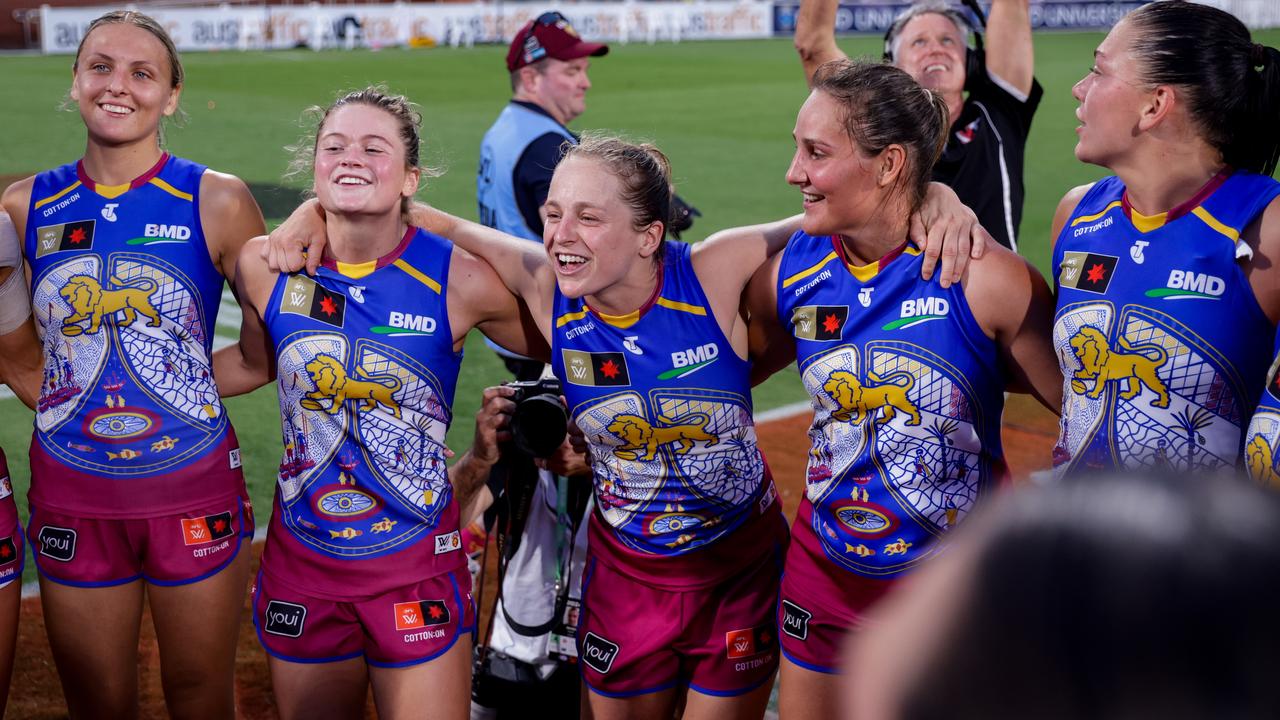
[1251,43,1268,68]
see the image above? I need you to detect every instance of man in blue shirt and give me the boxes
[477,12,608,244]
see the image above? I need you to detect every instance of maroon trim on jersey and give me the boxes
[320,225,415,273]
[586,251,665,325]
[1121,166,1233,224]
[76,152,170,193]
[830,235,913,275]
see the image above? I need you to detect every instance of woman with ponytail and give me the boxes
[744,59,1060,718]
[1050,0,1280,477]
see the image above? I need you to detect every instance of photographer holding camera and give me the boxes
[452,381,592,720]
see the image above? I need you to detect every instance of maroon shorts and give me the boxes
[777,516,894,674]
[578,547,782,698]
[0,491,22,589]
[27,494,254,587]
[253,566,475,667]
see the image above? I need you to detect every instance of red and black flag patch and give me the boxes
[792,305,848,341]
[35,220,95,258]
[394,599,451,630]
[0,538,16,565]
[181,511,235,546]
[562,350,631,386]
[281,275,346,328]
[1059,252,1118,294]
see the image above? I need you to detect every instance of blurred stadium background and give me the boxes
[0,1,1277,592]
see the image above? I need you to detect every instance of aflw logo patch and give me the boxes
[792,305,847,341]
[35,220,95,257]
[394,600,450,630]
[181,512,235,546]
[562,350,630,386]
[725,625,775,659]
[281,275,345,328]
[1059,252,1117,294]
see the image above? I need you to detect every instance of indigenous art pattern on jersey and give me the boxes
[553,241,767,558]
[778,231,1005,578]
[1052,172,1280,475]
[25,155,231,487]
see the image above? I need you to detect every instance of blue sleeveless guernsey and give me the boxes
[260,227,464,599]
[551,241,783,589]
[1052,171,1279,475]
[776,232,1006,579]
[1244,332,1280,486]
[24,154,243,517]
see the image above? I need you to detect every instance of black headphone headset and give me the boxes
[883,0,987,92]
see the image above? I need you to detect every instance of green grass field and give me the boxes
[2,30,1276,582]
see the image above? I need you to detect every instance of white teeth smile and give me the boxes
[337,177,369,185]
[557,253,587,265]
[803,192,823,203]
[925,64,947,73]
[101,103,132,114]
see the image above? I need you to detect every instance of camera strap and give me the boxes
[500,473,586,637]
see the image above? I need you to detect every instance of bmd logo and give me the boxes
[660,343,719,380]
[1146,270,1225,301]
[127,223,192,246]
[883,297,950,330]
[372,311,437,336]
[145,223,191,239]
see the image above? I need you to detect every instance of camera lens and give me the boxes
[511,394,568,458]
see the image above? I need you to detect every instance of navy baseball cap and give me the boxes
[506,11,609,72]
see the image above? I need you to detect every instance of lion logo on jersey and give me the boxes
[1246,435,1280,487]
[59,274,162,336]
[300,354,403,419]
[608,413,717,461]
[824,370,921,426]
[1068,327,1170,408]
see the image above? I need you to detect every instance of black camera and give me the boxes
[505,377,567,458]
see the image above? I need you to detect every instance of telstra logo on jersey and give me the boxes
[660,343,719,379]
[883,297,950,330]
[372,311,437,336]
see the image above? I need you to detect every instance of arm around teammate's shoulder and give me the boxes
[692,215,801,307]
[964,244,1062,412]
[1244,194,1280,324]
[447,246,552,361]
[200,170,266,284]
[213,236,277,397]
[745,252,797,386]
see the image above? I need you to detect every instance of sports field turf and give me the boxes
[2,30,1277,583]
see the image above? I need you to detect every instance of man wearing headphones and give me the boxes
[795,0,1039,251]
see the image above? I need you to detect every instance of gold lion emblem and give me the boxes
[300,354,403,419]
[1068,326,1170,408]
[59,274,162,336]
[1246,435,1280,487]
[823,370,921,426]
[607,413,718,461]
